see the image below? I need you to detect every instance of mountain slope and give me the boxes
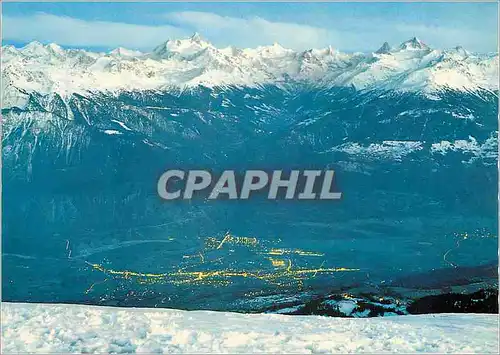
[2,303,499,353]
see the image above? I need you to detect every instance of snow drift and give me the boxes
[1,302,499,353]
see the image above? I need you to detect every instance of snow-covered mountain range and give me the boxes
[1,34,498,108]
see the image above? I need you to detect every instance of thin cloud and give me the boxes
[2,13,188,50]
[2,11,496,53]
[164,11,338,50]
[164,11,497,52]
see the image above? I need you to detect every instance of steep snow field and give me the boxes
[1,302,498,353]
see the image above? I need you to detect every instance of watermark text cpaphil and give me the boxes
[157,170,342,200]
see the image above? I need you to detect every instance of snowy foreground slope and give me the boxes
[2,303,499,354]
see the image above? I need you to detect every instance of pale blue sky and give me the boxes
[2,2,498,53]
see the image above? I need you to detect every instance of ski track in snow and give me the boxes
[1,302,499,353]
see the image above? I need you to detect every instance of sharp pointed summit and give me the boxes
[151,40,171,57]
[151,33,212,60]
[190,32,203,43]
[375,42,392,54]
[399,37,429,51]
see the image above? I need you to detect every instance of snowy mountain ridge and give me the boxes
[1,34,498,108]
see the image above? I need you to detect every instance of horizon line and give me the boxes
[3,34,498,55]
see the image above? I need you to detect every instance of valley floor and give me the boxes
[1,302,499,353]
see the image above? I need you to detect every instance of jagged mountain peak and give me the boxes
[22,41,44,49]
[21,41,48,55]
[375,42,392,54]
[301,46,337,62]
[251,42,294,58]
[1,35,498,105]
[190,32,203,43]
[46,43,65,56]
[151,41,170,57]
[15,41,66,58]
[109,47,143,57]
[151,33,213,59]
[2,45,19,54]
[399,37,429,51]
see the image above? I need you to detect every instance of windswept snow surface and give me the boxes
[1,35,498,109]
[1,303,499,353]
